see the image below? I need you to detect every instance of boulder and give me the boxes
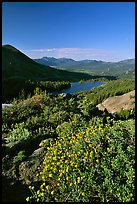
[58,93,71,99]
[19,147,46,185]
[39,138,54,147]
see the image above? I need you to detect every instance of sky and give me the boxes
[2,2,135,62]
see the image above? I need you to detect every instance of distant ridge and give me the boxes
[34,56,135,72]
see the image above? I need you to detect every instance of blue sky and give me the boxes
[2,2,135,62]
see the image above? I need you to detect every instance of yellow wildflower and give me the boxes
[70,182,73,186]
[26,197,29,201]
[77,177,81,183]
[107,147,110,152]
[90,151,93,156]
[106,136,110,140]
[59,173,62,177]
[85,152,88,157]
[49,173,52,177]
[51,190,54,195]
[37,190,40,194]
[41,192,44,197]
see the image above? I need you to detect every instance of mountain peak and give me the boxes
[3,44,20,52]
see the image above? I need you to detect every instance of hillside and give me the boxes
[34,57,75,67]
[2,78,135,202]
[2,45,100,102]
[96,90,135,113]
[2,45,92,81]
[34,57,135,74]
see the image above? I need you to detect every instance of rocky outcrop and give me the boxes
[2,136,55,186]
[96,90,135,114]
[39,138,54,147]
[19,147,46,185]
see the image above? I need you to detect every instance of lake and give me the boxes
[2,81,105,108]
[2,104,13,109]
[52,81,105,95]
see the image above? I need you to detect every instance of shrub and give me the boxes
[6,122,32,143]
[26,118,135,202]
[14,150,26,162]
[48,111,70,127]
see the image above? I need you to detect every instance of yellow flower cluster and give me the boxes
[26,121,113,202]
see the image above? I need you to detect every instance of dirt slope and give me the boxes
[96,90,135,114]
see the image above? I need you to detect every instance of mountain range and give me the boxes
[3,44,103,83]
[34,57,135,73]
[2,44,134,102]
[2,44,105,102]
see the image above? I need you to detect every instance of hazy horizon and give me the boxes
[2,43,134,63]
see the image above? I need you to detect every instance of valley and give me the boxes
[2,1,135,202]
[34,56,135,79]
[2,44,135,202]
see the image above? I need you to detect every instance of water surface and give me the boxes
[52,81,105,95]
[2,82,105,108]
[2,104,12,109]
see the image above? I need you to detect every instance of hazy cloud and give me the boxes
[31,48,56,52]
[54,48,108,59]
[22,47,134,62]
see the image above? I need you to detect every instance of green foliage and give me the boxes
[2,123,9,133]
[26,118,135,202]
[113,108,135,120]
[14,150,26,162]
[6,122,32,143]
[2,79,135,144]
[18,89,26,100]
[2,78,135,202]
[76,78,135,105]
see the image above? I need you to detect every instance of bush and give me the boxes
[6,122,32,143]
[26,118,135,202]
[14,150,26,162]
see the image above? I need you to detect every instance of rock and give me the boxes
[58,93,71,99]
[4,133,49,156]
[39,138,54,147]
[29,147,45,160]
[4,139,30,156]
[19,147,46,184]
[96,90,135,114]
[58,93,67,97]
